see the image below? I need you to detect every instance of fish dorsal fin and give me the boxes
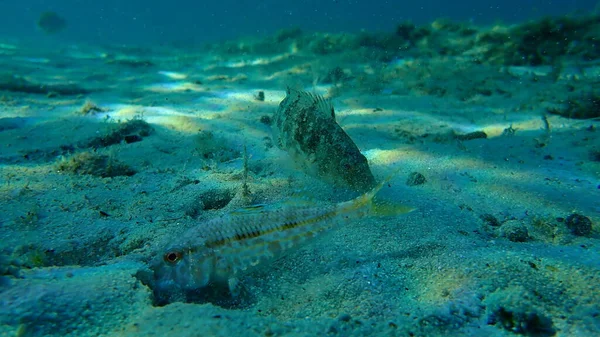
[229,204,268,215]
[288,88,335,120]
[312,93,335,120]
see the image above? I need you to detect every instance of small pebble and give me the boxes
[255,91,265,101]
[406,172,426,186]
[456,131,487,141]
[338,314,352,322]
[124,134,142,144]
[260,115,272,125]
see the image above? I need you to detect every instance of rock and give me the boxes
[547,92,600,119]
[338,314,352,322]
[83,119,153,149]
[255,91,265,101]
[485,287,556,336]
[565,213,593,236]
[500,220,529,242]
[259,115,272,125]
[273,88,376,192]
[406,172,427,186]
[456,131,487,141]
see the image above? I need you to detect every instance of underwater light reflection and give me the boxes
[143,81,204,93]
[158,71,188,80]
[205,53,291,70]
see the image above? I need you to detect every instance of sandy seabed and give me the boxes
[0,18,599,337]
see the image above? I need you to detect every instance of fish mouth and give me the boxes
[135,257,250,307]
[140,268,248,307]
[134,258,189,306]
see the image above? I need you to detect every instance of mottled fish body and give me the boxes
[152,178,412,295]
[273,88,376,192]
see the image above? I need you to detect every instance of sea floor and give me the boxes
[0,22,599,337]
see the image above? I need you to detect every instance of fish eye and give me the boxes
[163,251,183,264]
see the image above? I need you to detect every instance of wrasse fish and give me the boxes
[152,177,413,296]
[273,88,376,192]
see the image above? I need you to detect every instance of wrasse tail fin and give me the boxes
[371,198,415,217]
[351,169,416,216]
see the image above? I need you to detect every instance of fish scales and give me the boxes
[210,206,341,276]
[272,88,376,192]
[151,178,411,296]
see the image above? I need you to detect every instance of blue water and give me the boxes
[0,0,597,44]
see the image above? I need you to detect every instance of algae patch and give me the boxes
[57,152,136,178]
[84,118,153,149]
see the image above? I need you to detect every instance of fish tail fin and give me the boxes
[371,197,415,217]
[351,169,415,216]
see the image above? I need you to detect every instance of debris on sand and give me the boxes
[37,12,67,34]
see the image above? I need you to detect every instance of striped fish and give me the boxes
[151,177,413,296]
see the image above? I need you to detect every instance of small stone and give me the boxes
[406,172,426,186]
[456,131,487,141]
[259,115,272,125]
[565,213,592,236]
[124,134,142,144]
[480,214,501,227]
[500,220,529,242]
[255,91,265,101]
[338,314,352,322]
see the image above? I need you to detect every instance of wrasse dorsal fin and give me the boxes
[229,204,268,215]
[283,186,331,207]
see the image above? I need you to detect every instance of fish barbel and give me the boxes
[152,177,413,296]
